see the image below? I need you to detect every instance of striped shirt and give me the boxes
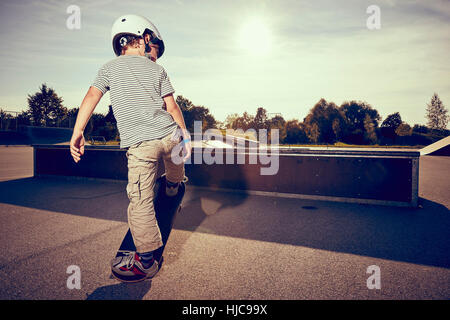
[92,55,178,149]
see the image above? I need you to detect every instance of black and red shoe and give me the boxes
[111,251,159,282]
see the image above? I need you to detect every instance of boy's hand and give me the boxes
[182,139,192,163]
[70,131,85,163]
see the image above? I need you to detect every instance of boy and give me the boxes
[70,14,192,281]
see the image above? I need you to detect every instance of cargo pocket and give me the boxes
[126,172,141,201]
[164,133,181,154]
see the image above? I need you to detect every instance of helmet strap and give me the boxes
[143,31,152,53]
[145,42,152,53]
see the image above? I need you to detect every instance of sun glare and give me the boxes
[238,17,272,56]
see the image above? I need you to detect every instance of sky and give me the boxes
[0,0,449,126]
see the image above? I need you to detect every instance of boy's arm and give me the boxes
[163,94,189,136]
[163,93,192,162]
[70,86,103,163]
[74,86,103,133]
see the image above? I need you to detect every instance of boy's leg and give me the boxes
[126,140,164,253]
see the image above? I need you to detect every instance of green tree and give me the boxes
[253,107,269,130]
[176,95,216,132]
[426,93,448,130]
[284,120,309,144]
[308,122,320,144]
[0,109,7,119]
[85,112,106,138]
[85,109,119,142]
[27,84,67,126]
[231,111,255,131]
[105,105,117,124]
[364,113,378,144]
[267,114,286,142]
[17,110,31,127]
[412,124,428,134]
[395,123,412,137]
[339,100,380,144]
[381,112,402,141]
[381,112,402,129]
[58,107,79,128]
[103,105,119,141]
[332,117,346,142]
[304,98,346,144]
[0,109,12,130]
[224,113,240,129]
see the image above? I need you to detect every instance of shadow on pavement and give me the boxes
[86,280,152,300]
[0,174,449,270]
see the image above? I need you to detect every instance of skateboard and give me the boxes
[111,175,186,282]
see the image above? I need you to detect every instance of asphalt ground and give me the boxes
[0,146,448,300]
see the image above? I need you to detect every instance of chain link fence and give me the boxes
[0,110,19,131]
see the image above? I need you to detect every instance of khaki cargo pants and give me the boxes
[125,129,185,253]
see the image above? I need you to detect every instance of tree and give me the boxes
[381,112,402,130]
[27,84,67,126]
[426,93,448,130]
[101,105,119,141]
[176,95,216,132]
[17,110,31,127]
[0,109,12,130]
[83,108,120,142]
[105,105,117,124]
[60,107,79,128]
[284,120,309,144]
[85,112,106,138]
[0,109,7,120]
[308,122,320,144]
[339,100,380,144]
[412,124,428,134]
[332,117,346,142]
[267,114,286,142]
[253,107,269,130]
[395,123,412,137]
[304,98,346,144]
[364,113,378,144]
[224,113,240,129]
[232,111,254,131]
[229,107,276,135]
[380,112,402,141]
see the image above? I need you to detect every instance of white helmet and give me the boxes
[111,14,165,58]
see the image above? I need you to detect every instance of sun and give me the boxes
[238,17,272,56]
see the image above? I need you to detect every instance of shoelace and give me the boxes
[123,252,137,269]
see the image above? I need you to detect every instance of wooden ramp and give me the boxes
[420,136,450,156]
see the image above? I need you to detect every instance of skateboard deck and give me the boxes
[111,175,185,281]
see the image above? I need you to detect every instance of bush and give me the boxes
[412,124,429,134]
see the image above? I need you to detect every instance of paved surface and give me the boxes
[0,146,449,300]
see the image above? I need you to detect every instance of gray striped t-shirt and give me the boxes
[92,55,178,149]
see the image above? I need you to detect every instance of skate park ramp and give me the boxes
[0,126,72,145]
[0,131,31,145]
[420,136,450,156]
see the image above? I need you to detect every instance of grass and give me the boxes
[281,142,422,149]
[87,140,119,146]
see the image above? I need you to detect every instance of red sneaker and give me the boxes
[111,251,159,282]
